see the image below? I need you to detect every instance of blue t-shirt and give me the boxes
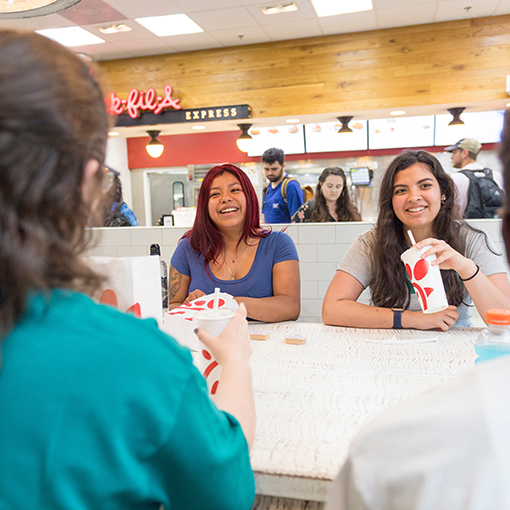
[0,290,254,510]
[111,202,139,226]
[262,178,303,223]
[171,230,299,297]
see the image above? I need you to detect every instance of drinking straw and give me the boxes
[407,229,417,246]
[213,287,220,312]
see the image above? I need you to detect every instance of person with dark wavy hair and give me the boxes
[291,167,362,222]
[169,163,300,322]
[0,30,255,510]
[323,150,510,330]
[325,115,510,510]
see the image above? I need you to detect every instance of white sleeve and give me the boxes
[326,361,508,510]
[451,172,470,217]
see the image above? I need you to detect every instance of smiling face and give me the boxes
[321,174,344,204]
[208,172,247,233]
[392,162,443,239]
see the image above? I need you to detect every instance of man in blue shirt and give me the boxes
[261,147,303,223]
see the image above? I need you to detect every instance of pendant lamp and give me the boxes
[236,124,253,152]
[146,130,164,158]
[447,107,465,126]
[337,116,353,134]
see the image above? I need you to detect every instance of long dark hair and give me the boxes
[185,164,268,267]
[0,30,109,339]
[310,167,361,222]
[371,150,471,309]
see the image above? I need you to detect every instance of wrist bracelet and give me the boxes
[392,308,403,329]
[460,264,480,282]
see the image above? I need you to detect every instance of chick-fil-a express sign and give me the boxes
[107,84,181,119]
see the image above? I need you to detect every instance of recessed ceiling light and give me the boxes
[286,118,300,123]
[36,27,105,47]
[260,3,299,15]
[192,125,206,130]
[98,23,133,35]
[507,102,510,107]
[135,14,203,37]
[0,0,81,19]
[311,0,372,17]
[108,131,120,137]
[390,110,406,116]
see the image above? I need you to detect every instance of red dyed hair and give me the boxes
[184,164,269,266]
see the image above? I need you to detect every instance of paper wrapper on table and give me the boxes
[161,292,238,351]
[87,255,162,326]
[400,245,448,314]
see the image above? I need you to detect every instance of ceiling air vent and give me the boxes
[260,3,299,15]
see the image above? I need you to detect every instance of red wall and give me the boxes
[126,131,499,169]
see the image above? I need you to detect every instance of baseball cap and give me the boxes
[444,138,481,154]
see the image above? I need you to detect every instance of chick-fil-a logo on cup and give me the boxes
[106,84,182,119]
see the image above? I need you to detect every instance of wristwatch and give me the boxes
[392,308,403,329]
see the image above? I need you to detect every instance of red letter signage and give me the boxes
[106,85,181,118]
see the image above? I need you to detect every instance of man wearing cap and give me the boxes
[445,137,504,218]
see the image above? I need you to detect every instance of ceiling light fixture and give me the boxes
[192,125,206,130]
[286,118,300,123]
[337,116,353,134]
[98,23,133,35]
[36,27,105,47]
[146,130,164,158]
[311,0,372,17]
[135,14,203,37]
[236,124,253,153]
[390,110,406,116]
[260,3,299,15]
[0,0,81,19]
[108,131,120,137]
[447,107,465,126]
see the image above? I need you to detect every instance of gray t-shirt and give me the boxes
[338,226,506,327]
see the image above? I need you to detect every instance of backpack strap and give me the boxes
[281,176,290,201]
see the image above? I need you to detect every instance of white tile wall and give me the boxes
[86,220,509,323]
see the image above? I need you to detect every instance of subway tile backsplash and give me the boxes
[87,220,508,323]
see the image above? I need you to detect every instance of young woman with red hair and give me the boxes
[169,164,300,322]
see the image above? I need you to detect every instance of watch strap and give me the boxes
[392,308,403,329]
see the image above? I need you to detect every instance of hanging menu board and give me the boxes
[434,110,505,146]
[247,125,305,157]
[368,115,435,150]
[304,120,368,152]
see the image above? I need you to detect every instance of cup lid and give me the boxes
[486,309,510,325]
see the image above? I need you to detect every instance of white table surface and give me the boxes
[247,323,480,502]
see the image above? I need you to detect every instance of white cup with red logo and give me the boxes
[400,245,449,314]
[194,308,236,396]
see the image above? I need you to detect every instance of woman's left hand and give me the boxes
[184,289,206,304]
[416,238,477,279]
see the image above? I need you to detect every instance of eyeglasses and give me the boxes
[103,167,118,192]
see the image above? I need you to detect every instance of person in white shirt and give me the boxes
[446,137,504,217]
[325,115,510,510]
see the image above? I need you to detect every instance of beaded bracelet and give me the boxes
[460,264,480,282]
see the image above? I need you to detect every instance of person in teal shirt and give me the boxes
[0,30,255,510]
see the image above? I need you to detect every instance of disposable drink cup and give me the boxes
[400,245,448,314]
[194,308,236,396]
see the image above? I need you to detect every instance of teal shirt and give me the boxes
[0,290,254,510]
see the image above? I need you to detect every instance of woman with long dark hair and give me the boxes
[169,163,300,322]
[323,150,510,330]
[0,30,255,510]
[292,167,361,222]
